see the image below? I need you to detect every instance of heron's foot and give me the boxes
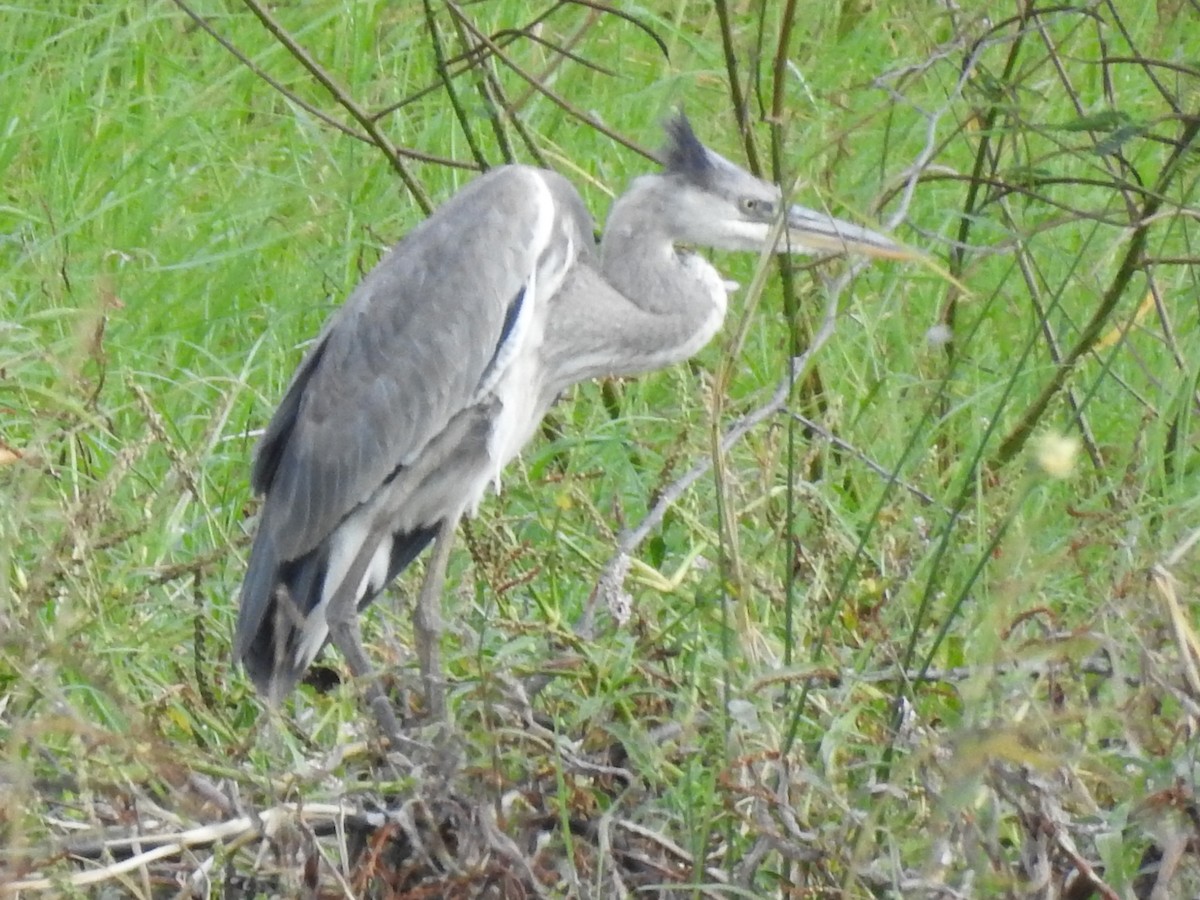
[362,670,469,781]
[362,679,424,765]
[366,704,463,784]
[328,618,425,765]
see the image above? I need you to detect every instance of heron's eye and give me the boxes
[740,197,774,217]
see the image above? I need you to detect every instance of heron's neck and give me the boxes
[572,189,727,360]
[536,179,731,402]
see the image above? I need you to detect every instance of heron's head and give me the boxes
[656,114,910,261]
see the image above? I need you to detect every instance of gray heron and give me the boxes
[236,115,910,733]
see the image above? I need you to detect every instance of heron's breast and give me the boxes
[485,350,548,490]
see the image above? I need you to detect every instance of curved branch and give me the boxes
[240,0,435,214]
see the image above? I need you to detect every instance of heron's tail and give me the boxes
[235,525,319,701]
[235,520,436,703]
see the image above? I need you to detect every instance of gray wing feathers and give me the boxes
[251,167,563,565]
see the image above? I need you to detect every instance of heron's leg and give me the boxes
[326,566,419,760]
[326,618,405,751]
[413,516,458,720]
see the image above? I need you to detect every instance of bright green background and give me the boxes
[2,1,1198,894]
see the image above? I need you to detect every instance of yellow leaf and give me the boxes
[1095,290,1155,351]
[0,442,21,466]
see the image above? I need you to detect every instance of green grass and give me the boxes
[2,0,1199,896]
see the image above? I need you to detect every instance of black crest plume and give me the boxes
[662,114,715,185]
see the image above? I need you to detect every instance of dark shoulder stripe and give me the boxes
[474,285,526,396]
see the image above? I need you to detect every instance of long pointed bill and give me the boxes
[784,205,916,261]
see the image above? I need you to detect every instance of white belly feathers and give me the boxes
[473,170,572,509]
